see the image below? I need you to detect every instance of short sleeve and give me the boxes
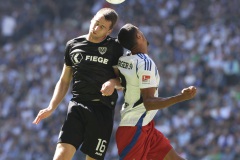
[137,58,158,89]
[64,40,73,66]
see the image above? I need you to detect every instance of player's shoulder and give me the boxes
[119,51,137,62]
[120,52,151,61]
[106,35,117,42]
[66,35,87,46]
[135,53,156,68]
[136,53,151,61]
[105,36,124,57]
[106,36,122,47]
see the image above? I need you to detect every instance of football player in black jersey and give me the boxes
[33,8,123,160]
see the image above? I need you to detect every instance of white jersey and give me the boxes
[118,53,160,126]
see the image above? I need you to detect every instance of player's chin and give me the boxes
[89,31,96,36]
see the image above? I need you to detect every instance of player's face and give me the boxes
[89,14,112,41]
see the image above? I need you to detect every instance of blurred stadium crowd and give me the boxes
[0,0,240,159]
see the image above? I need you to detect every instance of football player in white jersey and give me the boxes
[116,23,197,160]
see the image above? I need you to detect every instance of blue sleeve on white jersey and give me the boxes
[136,54,159,89]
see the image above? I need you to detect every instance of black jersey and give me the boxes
[64,35,124,109]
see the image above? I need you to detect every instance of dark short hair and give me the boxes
[117,23,137,50]
[95,8,118,29]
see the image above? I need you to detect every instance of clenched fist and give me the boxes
[181,86,197,100]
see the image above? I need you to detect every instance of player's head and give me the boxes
[118,23,148,51]
[89,8,118,41]
[94,8,118,30]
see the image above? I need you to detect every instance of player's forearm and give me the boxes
[48,80,70,111]
[114,77,123,89]
[112,68,123,89]
[143,94,186,111]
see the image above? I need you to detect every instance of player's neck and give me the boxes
[131,46,148,55]
[86,34,107,43]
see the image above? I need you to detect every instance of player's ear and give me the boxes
[136,32,142,40]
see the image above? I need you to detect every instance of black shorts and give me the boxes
[58,100,114,160]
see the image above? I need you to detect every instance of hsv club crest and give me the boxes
[98,47,107,55]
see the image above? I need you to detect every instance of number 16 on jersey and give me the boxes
[95,139,107,155]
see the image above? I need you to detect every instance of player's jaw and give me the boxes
[89,30,108,42]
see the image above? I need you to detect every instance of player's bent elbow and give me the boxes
[143,102,153,111]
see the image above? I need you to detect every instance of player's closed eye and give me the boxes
[93,20,106,30]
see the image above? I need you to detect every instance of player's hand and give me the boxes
[101,79,116,96]
[180,86,197,100]
[32,107,54,124]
